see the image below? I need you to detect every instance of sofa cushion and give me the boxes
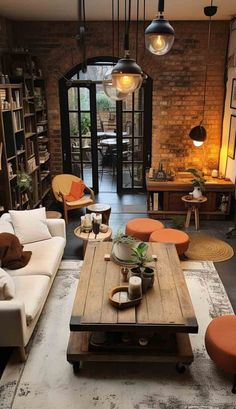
[0,267,15,300]
[9,208,51,245]
[5,237,66,278]
[13,275,50,325]
[0,221,14,235]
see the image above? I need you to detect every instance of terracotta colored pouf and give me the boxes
[125,218,164,242]
[205,315,236,393]
[149,228,190,256]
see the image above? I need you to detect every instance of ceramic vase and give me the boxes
[192,186,202,199]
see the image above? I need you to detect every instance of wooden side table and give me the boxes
[74,225,112,256]
[46,210,62,219]
[86,203,111,225]
[181,195,207,230]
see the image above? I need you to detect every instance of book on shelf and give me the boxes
[13,111,22,132]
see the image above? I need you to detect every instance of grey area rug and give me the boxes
[0,260,235,409]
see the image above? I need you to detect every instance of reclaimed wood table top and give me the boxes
[70,241,198,334]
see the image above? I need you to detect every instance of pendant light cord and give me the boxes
[124,0,131,54]
[136,0,139,62]
[202,10,212,122]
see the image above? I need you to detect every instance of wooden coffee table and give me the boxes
[67,241,198,371]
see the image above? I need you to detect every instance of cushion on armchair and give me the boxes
[9,208,51,244]
[0,267,15,300]
[64,180,85,202]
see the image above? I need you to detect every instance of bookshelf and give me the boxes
[0,53,51,211]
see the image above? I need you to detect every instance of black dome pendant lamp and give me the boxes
[189,1,217,147]
[145,0,175,56]
[111,0,144,94]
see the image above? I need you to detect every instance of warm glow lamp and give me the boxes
[145,0,175,56]
[111,54,144,94]
[111,0,144,94]
[189,125,207,147]
[103,68,129,101]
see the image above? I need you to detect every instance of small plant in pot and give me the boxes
[112,230,138,262]
[130,242,155,293]
[186,168,205,199]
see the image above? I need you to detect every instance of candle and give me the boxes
[128,276,142,300]
[84,214,92,228]
[95,213,102,225]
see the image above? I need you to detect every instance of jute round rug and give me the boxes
[185,233,234,262]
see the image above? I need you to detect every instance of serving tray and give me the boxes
[109,286,142,309]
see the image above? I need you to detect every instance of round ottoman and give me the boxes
[149,228,189,256]
[205,315,236,393]
[125,218,164,242]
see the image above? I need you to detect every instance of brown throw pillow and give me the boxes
[0,232,32,269]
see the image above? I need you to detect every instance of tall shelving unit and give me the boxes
[1,52,51,211]
[0,84,30,212]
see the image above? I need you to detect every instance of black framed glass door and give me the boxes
[59,59,152,194]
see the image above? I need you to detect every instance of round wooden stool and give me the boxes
[86,204,111,225]
[181,195,207,230]
[205,315,236,393]
[125,217,164,242]
[46,210,62,219]
[149,228,190,256]
[74,225,112,257]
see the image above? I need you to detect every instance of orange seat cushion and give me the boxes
[205,315,236,374]
[65,180,85,202]
[125,218,164,242]
[149,228,189,255]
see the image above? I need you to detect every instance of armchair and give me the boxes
[52,174,95,223]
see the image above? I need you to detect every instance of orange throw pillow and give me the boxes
[65,180,85,202]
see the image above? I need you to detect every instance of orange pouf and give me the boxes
[149,228,189,255]
[125,218,164,242]
[205,315,236,385]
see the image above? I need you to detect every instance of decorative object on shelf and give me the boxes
[211,169,218,178]
[109,285,142,309]
[99,223,108,233]
[112,230,138,263]
[155,162,166,181]
[186,168,205,198]
[145,0,175,56]
[17,170,32,191]
[148,167,154,179]
[228,115,236,159]
[230,78,236,109]
[189,1,217,147]
[121,267,129,282]
[128,276,142,300]
[7,162,13,178]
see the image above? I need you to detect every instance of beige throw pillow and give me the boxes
[9,208,51,245]
[0,267,15,300]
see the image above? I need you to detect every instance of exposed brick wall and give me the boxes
[10,20,229,175]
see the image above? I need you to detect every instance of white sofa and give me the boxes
[0,212,66,360]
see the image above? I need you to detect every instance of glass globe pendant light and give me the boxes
[111,0,144,94]
[145,0,175,56]
[103,68,129,101]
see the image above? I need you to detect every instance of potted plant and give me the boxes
[186,168,205,198]
[130,242,155,293]
[112,230,138,262]
[17,171,32,191]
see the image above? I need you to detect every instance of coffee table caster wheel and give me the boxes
[176,362,186,373]
[73,362,81,373]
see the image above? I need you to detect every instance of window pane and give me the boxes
[134,138,143,161]
[69,113,78,136]
[134,164,143,187]
[79,88,90,111]
[80,113,91,137]
[68,87,78,111]
[134,113,143,137]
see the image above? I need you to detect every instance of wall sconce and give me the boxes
[189,1,217,147]
[111,0,144,94]
[145,0,175,56]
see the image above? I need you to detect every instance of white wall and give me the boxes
[219,18,236,185]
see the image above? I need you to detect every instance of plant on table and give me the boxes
[186,168,205,198]
[130,242,155,292]
[112,230,138,261]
